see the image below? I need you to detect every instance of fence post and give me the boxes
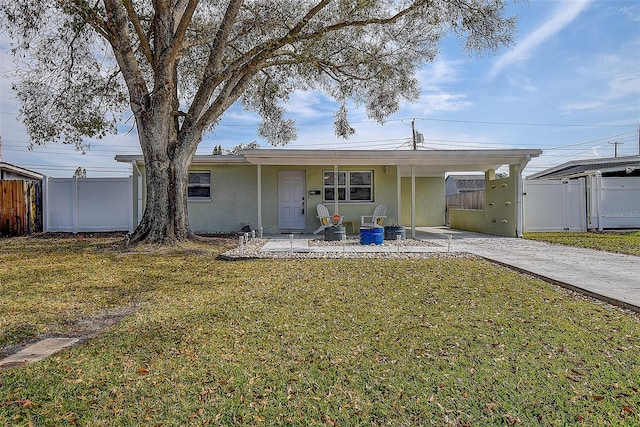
[72,176,79,233]
[595,171,603,232]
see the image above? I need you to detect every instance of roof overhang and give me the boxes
[240,149,542,176]
[115,154,248,165]
[116,149,542,176]
[527,155,640,180]
[0,162,45,180]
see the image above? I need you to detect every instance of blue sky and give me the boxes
[1,0,639,178]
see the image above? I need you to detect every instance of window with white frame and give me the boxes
[323,170,373,202]
[188,171,211,199]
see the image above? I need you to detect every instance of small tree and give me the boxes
[226,141,260,155]
[1,0,516,245]
[73,167,87,178]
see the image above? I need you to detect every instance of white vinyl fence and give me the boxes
[590,175,640,230]
[524,176,640,232]
[44,176,133,233]
[523,179,587,232]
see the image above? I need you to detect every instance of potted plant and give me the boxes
[384,221,405,240]
[325,214,346,241]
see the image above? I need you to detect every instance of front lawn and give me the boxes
[1,236,638,426]
[524,231,640,256]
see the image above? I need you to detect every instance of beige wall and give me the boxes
[188,165,258,233]
[400,176,445,226]
[133,163,447,234]
[449,166,520,237]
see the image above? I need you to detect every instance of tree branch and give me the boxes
[103,0,150,114]
[121,0,154,65]
[169,0,199,63]
[181,0,243,134]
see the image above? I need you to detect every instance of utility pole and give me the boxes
[608,141,624,157]
[411,119,416,150]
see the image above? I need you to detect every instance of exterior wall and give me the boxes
[188,165,258,233]
[134,163,406,234]
[400,177,445,226]
[450,167,520,237]
[277,165,400,233]
[131,162,523,235]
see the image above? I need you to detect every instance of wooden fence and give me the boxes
[0,180,42,236]
[445,190,485,225]
[446,190,485,210]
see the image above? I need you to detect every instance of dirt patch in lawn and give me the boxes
[0,304,139,365]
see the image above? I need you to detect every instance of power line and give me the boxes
[2,109,636,129]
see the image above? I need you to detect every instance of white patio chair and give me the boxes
[313,204,342,234]
[360,204,387,228]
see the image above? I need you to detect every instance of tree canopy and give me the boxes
[1,0,517,244]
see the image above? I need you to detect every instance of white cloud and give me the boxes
[287,90,336,119]
[507,74,538,92]
[490,0,592,78]
[420,93,472,114]
[416,58,464,89]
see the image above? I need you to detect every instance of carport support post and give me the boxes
[396,166,402,229]
[514,155,532,237]
[334,165,339,215]
[411,164,416,238]
[514,163,524,237]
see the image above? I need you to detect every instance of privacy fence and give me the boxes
[523,176,640,232]
[44,177,133,233]
[0,180,42,236]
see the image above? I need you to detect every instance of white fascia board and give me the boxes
[239,149,542,167]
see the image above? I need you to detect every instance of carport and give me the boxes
[240,149,542,237]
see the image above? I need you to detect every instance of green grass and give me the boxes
[524,231,640,256]
[1,235,639,426]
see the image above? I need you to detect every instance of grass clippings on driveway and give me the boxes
[1,235,639,426]
[524,231,640,256]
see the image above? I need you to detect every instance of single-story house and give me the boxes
[116,148,542,237]
[445,174,485,196]
[525,155,640,231]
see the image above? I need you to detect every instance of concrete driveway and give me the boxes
[416,227,640,312]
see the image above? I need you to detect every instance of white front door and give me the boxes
[278,170,306,230]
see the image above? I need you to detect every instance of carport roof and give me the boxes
[116,149,542,175]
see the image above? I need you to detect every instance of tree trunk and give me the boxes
[128,122,197,246]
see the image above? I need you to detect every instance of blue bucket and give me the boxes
[360,227,384,245]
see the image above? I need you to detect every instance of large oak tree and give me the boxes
[1,0,516,244]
